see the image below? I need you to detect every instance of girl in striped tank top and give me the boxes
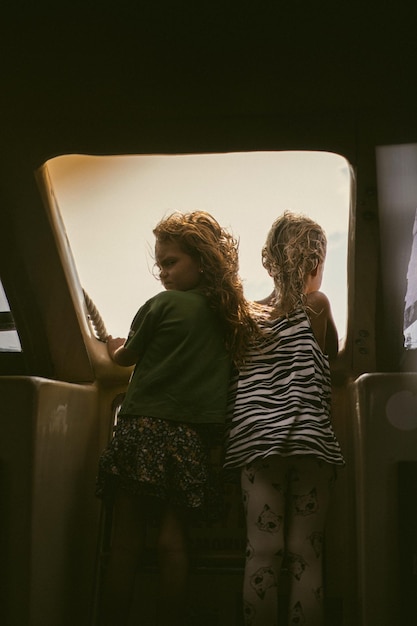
[224,211,344,626]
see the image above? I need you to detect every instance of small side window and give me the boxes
[0,280,22,352]
[376,143,417,353]
[404,207,417,349]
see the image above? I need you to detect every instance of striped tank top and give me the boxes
[224,306,345,468]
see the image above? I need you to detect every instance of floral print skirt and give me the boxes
[96,415,225,521]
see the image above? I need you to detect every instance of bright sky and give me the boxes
[47,151,351,340]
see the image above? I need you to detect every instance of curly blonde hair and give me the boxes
[153,210,258,366]
[262,211,327,316]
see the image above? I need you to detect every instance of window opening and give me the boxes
[404,207,417,349]
[46,151,351,345]
[376,143,417,351]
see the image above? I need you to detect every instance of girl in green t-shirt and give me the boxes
[97,210,258,626]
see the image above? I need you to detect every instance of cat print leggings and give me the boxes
[241,455,335,626]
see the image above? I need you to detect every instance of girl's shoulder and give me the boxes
[305,290,331,317]
[149,289,203,304]
[137,290,191,315]
[147,289,210,317]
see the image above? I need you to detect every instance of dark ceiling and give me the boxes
[0,4,416,161]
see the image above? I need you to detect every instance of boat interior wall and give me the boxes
[0,376,99,626]
[351,373,417,625]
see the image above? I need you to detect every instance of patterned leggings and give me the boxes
[241,455,335,626]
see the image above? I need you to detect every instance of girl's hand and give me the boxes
[106,335,138,367]
[106,335,126,360]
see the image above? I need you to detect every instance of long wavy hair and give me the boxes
[153,210,259,366]
[262,211,327,317]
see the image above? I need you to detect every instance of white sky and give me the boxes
[47,151,351,340]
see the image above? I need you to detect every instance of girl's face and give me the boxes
[155,240,202,291]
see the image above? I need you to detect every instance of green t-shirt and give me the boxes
[119,289,231,424]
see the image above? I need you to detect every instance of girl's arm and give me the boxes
[107,335,138,367]
[305,291,338,359]
[324,309,339,359]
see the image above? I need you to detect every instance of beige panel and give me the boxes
[351,373,417,625]
[0,376,101,626]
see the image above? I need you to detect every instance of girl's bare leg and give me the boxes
[156,505,189,626]
[98,490,146,626]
